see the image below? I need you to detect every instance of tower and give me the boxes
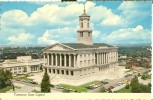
[77,5,93,45]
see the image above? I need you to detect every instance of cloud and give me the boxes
[38,30,59,45]
[8,33,34,44]
[1,2,151,45]
[2,10,29,27]
[102,25,151,44]
[38,27,77,45]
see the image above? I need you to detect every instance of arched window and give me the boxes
[80,32,83,37]
[88,32,90,37]
[81,22,83,28]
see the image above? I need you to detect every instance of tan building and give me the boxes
[43,7,118,80]
[1,56,46,75]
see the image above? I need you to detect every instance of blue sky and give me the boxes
[0,1,152,46]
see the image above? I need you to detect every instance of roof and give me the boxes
[80,13,89,17]
[62,43,114,49]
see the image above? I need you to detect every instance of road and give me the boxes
[7,80,62,93]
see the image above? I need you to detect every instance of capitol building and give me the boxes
[43,6,118,82]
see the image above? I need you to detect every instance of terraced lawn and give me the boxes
[0,86,21,93]
[59,80,100,92]
[116,86,132,93]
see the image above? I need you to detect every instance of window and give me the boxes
[80,61,82,66]
[80,32,83,37]
[57,70,59,74]
[18,68,21,70]
[14,68,17,70]
[53,69,55,73]
[62,70,64,74]
[66,70,69,75]
[88,60,90,65]
[49,69,51,73]
[81,22,83,28]
[87,22,89,28]
[88,32,90,37]
[80,55,82,58]
[71,71,73,76]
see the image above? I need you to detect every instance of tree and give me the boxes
[0,69,6,88]
[100,87,106,92]
[125,83,130,89]
[4,70,13,85]
[41,71,50,93]
[0,69,13,88]
[141,74,146,80]
[130,76,138,87]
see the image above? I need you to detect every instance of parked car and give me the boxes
[85,86,94,90]
[103,81,109,84]
[49,84,55,88]
[108,86,114,90]
[31,81,38,85]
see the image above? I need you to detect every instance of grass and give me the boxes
[125,69,132,73]
[14,76,33,81]
[31,89,41,93]
[116,86,132,93]
[146,75,151,79]
[0,85,21,93]
[59,80,100,92]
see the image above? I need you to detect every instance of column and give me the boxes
[55,54,57,66]
[47,54,49,65]
[116,52,118,61]
[51,54,53,66]
[64,54,66,67]
[96,53,99,65]
[93,53,95,65]
[43,54,45,60]
[108,52,110,63]
[77,54,80,67]
[107,53,108,63]
[101,53,103,64]
[60,54,62,67]
[104,53,106,64]
[69,54,71,67]
[99,53,101,65]
[106,53,107,64]
[74,54,76,67]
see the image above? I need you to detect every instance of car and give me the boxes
[57,86,64,89]
[108,86,114,90]
[49,84,54,87]
[31,81,38,85]
[103,81,109,84]
[85,86,94,90]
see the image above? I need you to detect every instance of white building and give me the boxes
[0,56,46,75]
[43,7,118,80]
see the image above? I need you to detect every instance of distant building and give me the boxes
[0,56,46,75]
[119,55,127,60]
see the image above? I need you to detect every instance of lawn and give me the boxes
[59,80,99,92]
[116,86,132,93]
[146,75,151,79]
[14,76,33,81]
[0,86,21,93]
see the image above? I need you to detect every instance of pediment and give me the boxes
[44,43,74,51]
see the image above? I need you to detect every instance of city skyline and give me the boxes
[0,1,151,46]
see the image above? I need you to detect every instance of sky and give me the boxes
[0,1,152,46]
